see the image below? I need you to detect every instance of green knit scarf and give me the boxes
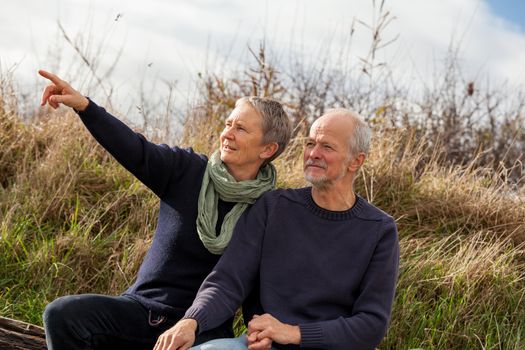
[196,151,276,254]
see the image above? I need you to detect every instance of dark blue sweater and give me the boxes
[185,188,399,350]
[78,100,234,318]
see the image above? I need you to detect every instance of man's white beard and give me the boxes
[305,173,331,189]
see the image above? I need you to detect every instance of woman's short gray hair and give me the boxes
[236,96,292,163]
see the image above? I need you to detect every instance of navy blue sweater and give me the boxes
[78,100,234,318]
[185,188,400,350]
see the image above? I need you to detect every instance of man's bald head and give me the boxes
[313,108,372,158]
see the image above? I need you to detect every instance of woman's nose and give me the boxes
[221,126,234,140]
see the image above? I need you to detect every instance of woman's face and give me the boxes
[219,102,269,180]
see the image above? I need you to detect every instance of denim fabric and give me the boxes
[190,334,279,350]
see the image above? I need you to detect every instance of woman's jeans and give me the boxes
[190,334,279,350]
[43,294,233,350]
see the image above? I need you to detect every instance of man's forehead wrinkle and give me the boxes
[310,123,327,136]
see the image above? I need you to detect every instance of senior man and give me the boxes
[155,109,400,350]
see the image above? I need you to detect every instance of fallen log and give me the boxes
[0,317,46,350]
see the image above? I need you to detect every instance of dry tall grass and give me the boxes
[1,84,524,347]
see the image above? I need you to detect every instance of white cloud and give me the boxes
[383,0,525,87]
[1,0,524,115]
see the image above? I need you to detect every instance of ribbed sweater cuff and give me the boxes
[299,323,323,348]
[76,97,94,116]
[184,307,209,334]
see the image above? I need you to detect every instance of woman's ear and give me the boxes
[260,142,279,161]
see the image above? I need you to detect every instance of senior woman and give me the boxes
[38,70,292,350]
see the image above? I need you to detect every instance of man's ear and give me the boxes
[348,153,366,172]
[260,142,279,161]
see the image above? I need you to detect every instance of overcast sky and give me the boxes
[1,0,524,115]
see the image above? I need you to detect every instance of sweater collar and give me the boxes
[299,187,365,221]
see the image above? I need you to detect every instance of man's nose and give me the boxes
[307,144,322,159]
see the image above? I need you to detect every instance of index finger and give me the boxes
[38,70,64,86]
